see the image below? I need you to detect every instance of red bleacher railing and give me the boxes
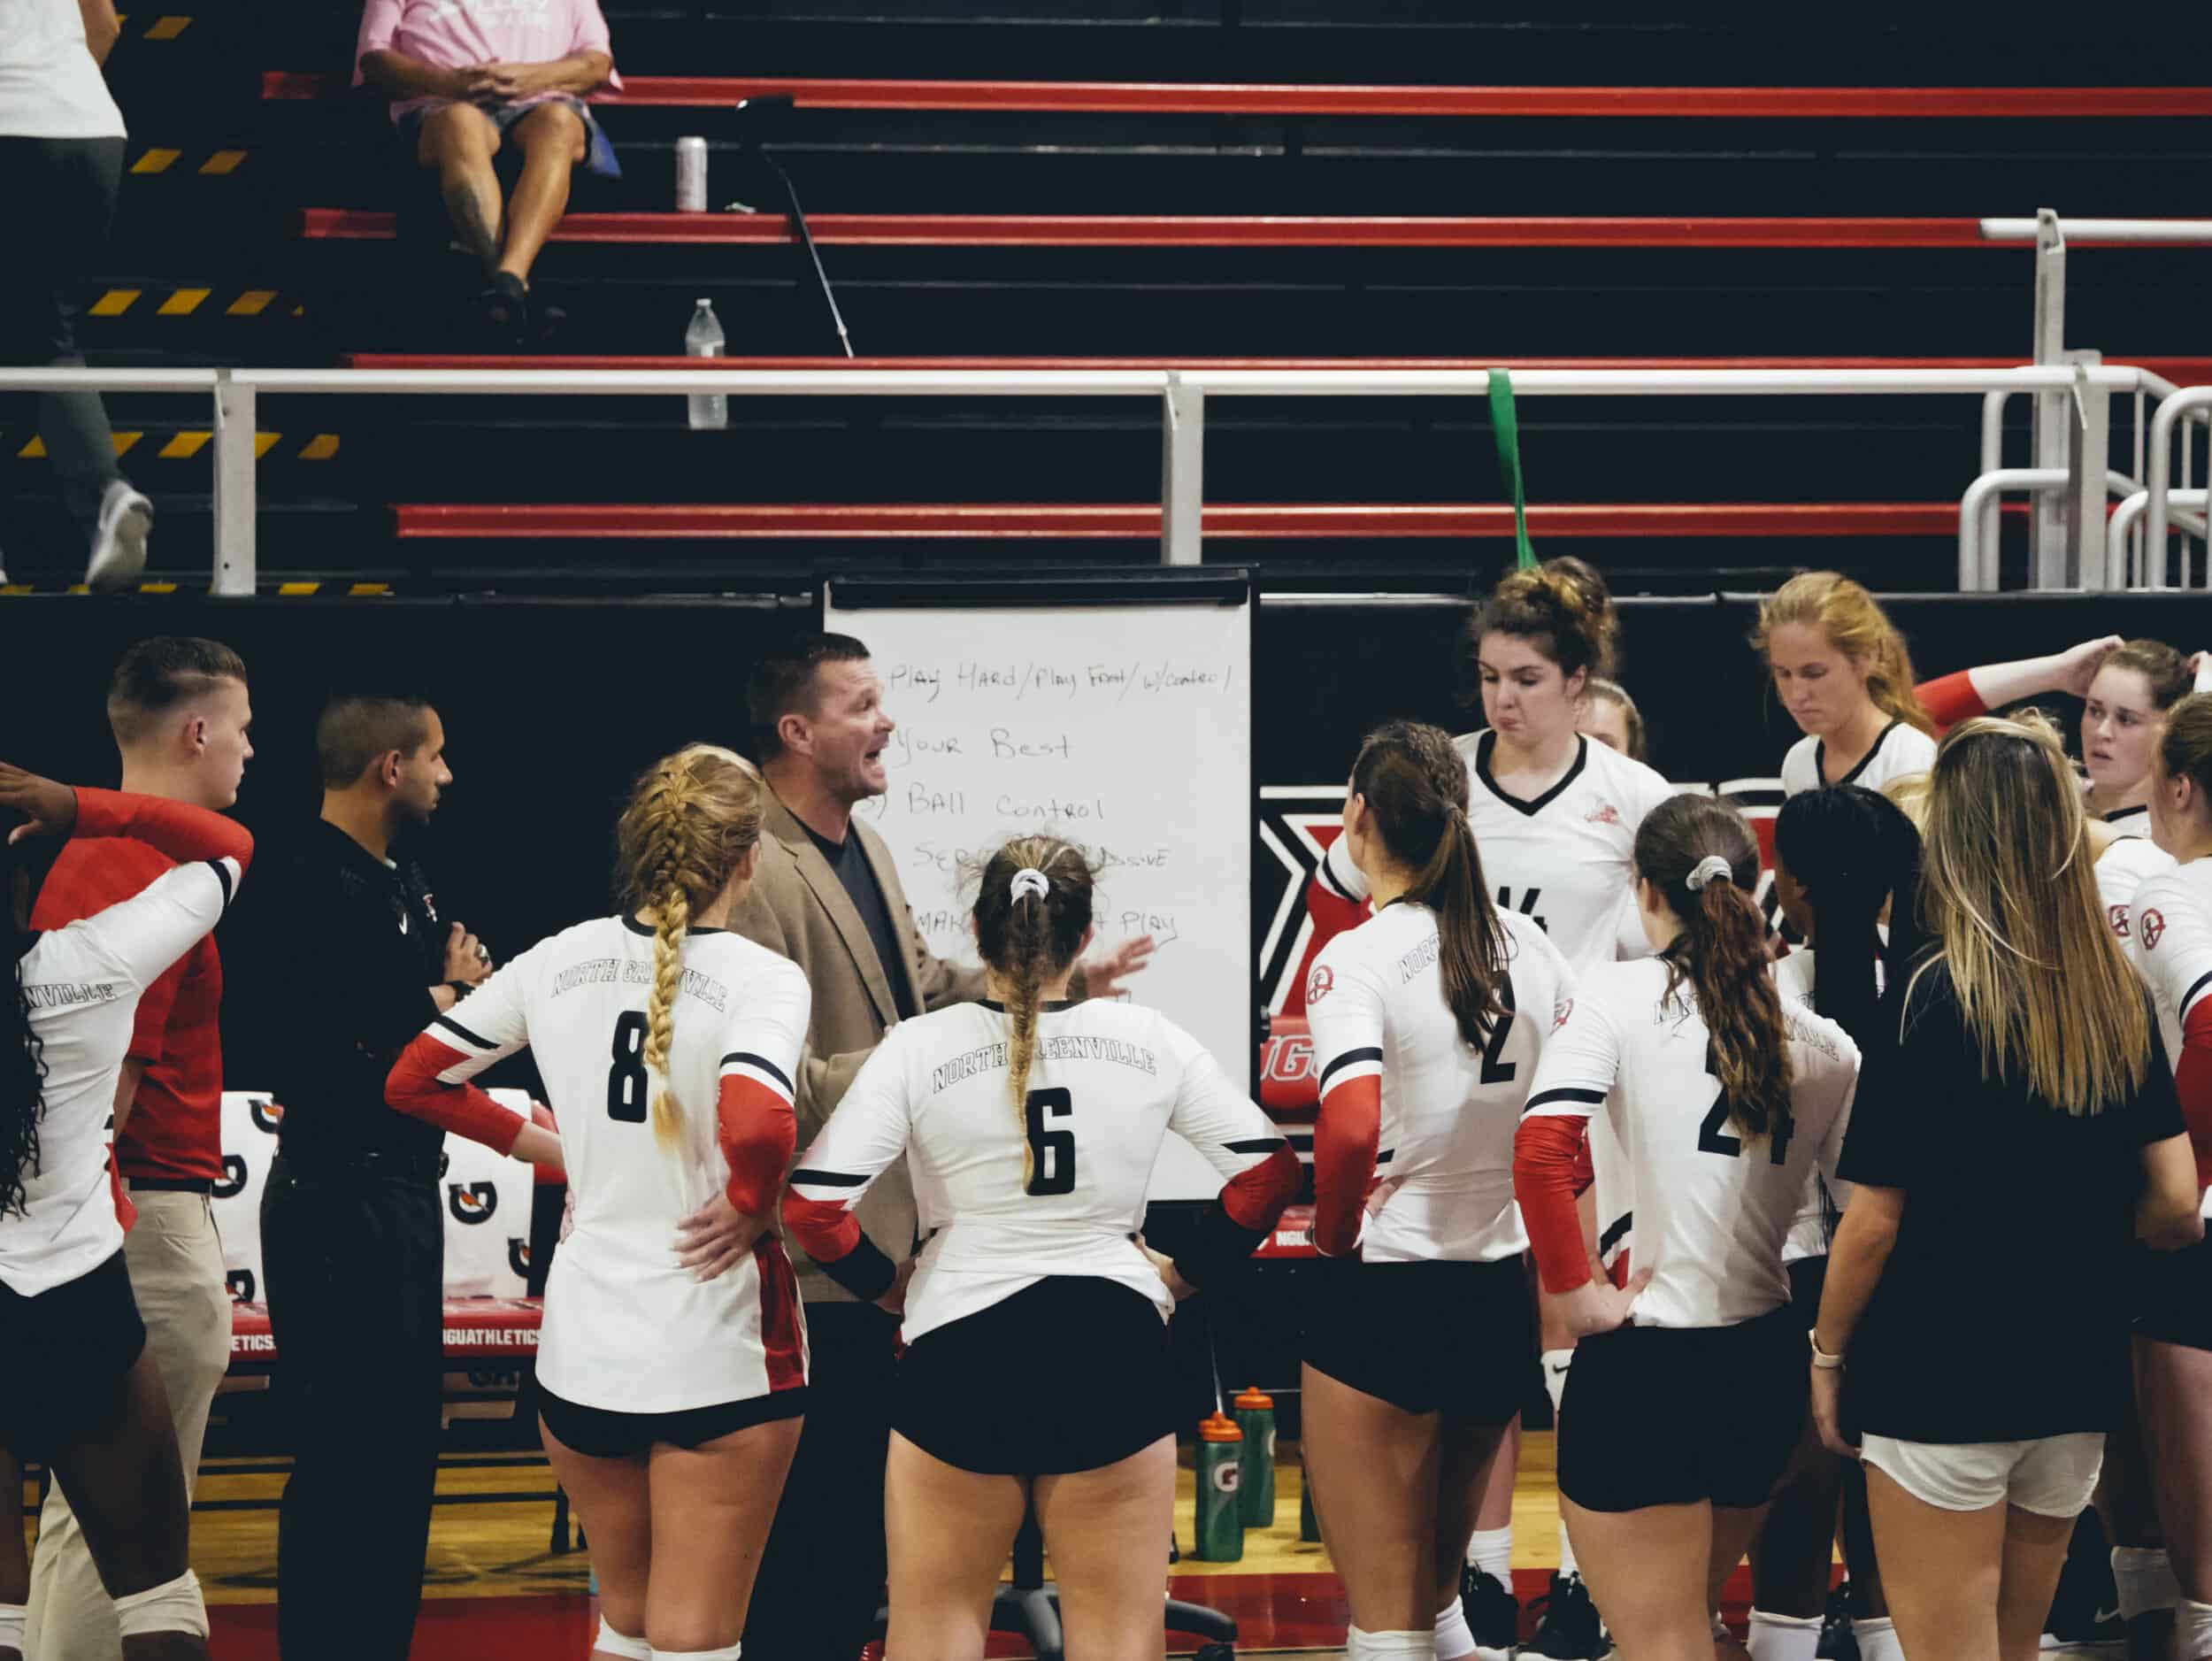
[392,502,1998,540]
[260,73,2212,119]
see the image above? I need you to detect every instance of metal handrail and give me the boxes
[1981,219,2212,242]
[0,360,2191,592]
[2147,386,2212,584]
[1952,467,2143,591]
[2108,490,2211,587]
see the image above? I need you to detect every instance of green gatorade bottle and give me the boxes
[1233,1386,1276,1527]
[1194,1411,1246,1562]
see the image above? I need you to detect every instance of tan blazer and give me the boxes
[730,785,987,1303]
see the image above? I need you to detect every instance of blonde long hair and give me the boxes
[1756,571,1935,739]
[1915,713,2147,1112]
[614,745,764,1150]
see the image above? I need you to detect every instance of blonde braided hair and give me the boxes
[971,835,1095,1187]
[615,746,764,1151]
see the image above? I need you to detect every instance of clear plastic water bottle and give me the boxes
[685,297,726,430]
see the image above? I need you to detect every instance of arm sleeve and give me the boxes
[715,963,810,1214]
[127,951,188,1065]
[384,954,536,1155]
[2175,1002,2212,1187]
[1915,671,1986,733]
[72,788,253,875]
[1159,1023,1300,1287]
[69,859,238,998]
[780,1030,916,1302]
[1302,942,1388,1257]
[1513,988,1623,1294]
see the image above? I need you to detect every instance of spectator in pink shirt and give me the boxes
[355,0,617,341]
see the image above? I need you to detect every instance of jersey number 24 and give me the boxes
[1695,1040,1793,1165]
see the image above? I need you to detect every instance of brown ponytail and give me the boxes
[614,746,764,1152]
[1350,720,1509,1049]
[1635,795,1793,1138]
[972,836,1096,1184]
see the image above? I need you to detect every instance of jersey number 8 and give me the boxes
[1025,1088,1077,1196]
[608,1011,649,1123]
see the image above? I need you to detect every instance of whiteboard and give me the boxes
[825,583,1252,1201]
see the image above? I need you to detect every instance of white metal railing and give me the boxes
[0,361,2192,593]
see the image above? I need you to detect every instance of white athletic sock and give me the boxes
[1556,1521,1580,1580]
[1466,1525,1514,1585]
[1855,1615,1905,1661]
[0,1603,23,1654]
[2112,1547,2182,1620]
[2177,1599,2212,1661]
[1542,1348,1573,1416]
[1437,1596,1482,1661]
[594,1615,652,1659]
[1348,1624,1439,1661]
[1747,1609,1824,1661]
[649,1647,741,1661]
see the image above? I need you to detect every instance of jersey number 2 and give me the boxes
[1694,1040,1793,1165]
[1479,980,1519,1084]
[1025,1088,1077,1196]
[607,1010,649,1123]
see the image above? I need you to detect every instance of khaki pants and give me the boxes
[24,1188,230,1659]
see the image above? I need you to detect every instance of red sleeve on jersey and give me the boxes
[780,1188,863,1265]
[1311,1073,1380,1257]
[1571,1130,1594,1197]
[70,788,254,873]
[2177,999,2212,1188]
[1514,1115,1595,1295]
[383,1034,526,1155]
[1223,1142,1302,1233]
[1914,672,1985,734]
[717,1074,796,1216]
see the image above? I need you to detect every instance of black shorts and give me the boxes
[0,1251,147,1463]
[1558,1303,1806,1513]
[2135,1234,2212,1352]
[895,1276,1179,1475]
[1302,1256,1537,1424]
[1787,1254,1827,1333]
[538,1383,808,1459]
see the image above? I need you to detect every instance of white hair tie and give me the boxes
[1009,867,1050,904]
[1686,854,1734,893]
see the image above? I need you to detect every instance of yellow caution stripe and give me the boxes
[14,432,340,461]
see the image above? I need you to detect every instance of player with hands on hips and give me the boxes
[781,836,1298,1661]
[386,744,811,1661]
[1514,794,1861,1661]
[1,760,258,1661]
[1299,722,1576,1661]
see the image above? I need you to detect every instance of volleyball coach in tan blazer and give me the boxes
[728,633,1151,1661]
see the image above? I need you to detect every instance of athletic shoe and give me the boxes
[1460,1567,1520,1655]
[2043,1511,2125,1650]
[1816,1582,1860,1661]
[85,481,151,592]
[1520,1572,1609,1660]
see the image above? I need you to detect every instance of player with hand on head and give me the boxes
[781,835,1298,1661]
[1300,722,1577,1661]
[0,760,256,1661]
[2117,694,2212,1661]
[385,744,809,1661]
[1513,793,1861,1661]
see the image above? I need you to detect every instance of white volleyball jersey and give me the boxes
[787,999,1286,1343]
[416,917,812,1413]
[1770,948,1866,1263]
[1320,731,1681,979]
[2128,861,2212,1084]
[1780,719,1939,798]
[4,857,239,1296]
[2100,832,2174,946]
[1305,904,1576,1261]
[1523,957,1861,1328]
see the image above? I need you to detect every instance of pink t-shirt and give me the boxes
[354,0,619,119]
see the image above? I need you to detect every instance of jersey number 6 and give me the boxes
[608,1010,649,1123]
[1025,1087,1077,1196]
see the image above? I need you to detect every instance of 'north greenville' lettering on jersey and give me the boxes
[1397,932,1440,982]
[930,1033,1162,1093]
[549,957,729,1012]
[20,980,120,1010]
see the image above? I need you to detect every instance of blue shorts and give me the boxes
[397,96,618,178]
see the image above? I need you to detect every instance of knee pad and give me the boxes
[0,1602,24,1652]
[1348,1626,1435,1661]
[595,1616,652,1659]
[113,1570,208,1641]
[650,1646,742,1661]
[2112,1547,2182,1620]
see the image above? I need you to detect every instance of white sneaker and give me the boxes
[86,481,152,592]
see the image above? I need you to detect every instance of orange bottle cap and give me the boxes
[1234,1386,1273,1411]
[1198,1411,1243,1442]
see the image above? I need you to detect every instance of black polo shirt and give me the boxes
[802,820,917,1021]
[265,819,449,1166]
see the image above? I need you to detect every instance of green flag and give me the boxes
[1488,367,1535,570]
